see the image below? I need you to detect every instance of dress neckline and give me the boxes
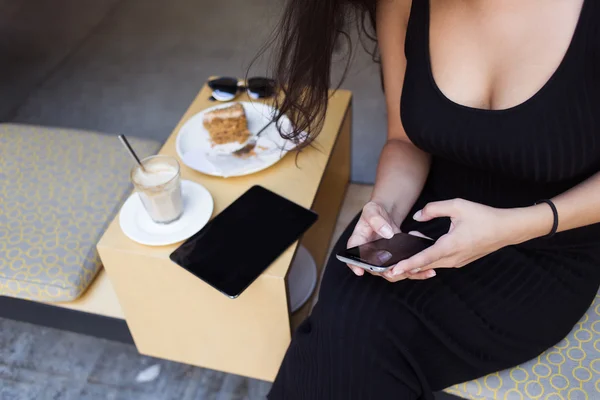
[424,0,588,115]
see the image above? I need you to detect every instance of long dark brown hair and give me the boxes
[258,0,378,145]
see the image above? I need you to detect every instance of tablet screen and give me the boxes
[169,185,318,298]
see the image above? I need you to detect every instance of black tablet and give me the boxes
[169,185,318,298]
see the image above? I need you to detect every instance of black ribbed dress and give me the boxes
[268,0,600,399]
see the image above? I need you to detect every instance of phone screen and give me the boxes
[341,233,434,268]
[169,185,317,298]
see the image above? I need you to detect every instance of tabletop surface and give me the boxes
[97,83,352,279]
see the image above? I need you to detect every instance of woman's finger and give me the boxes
[413,200,459,222]
[383,262,436,281]
[346,219,375,248]
[407,269,436,280]
[389,242,451,276]
[382,231,436,279]
[407,230,433,240]
[405,253,478,277]
[348,265,365,276]
[362,202,394,239]
[345,229,369,276]
[382,271,408,282]
[347,233,367,249]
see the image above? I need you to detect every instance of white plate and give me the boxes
[119,180,213,246]
[288,245,318,313]
[176,102,301,178]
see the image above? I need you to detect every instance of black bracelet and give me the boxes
[535,199,559,238]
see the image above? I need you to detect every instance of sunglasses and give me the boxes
[208,77,277,102]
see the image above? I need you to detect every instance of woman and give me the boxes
[267,0,600,399]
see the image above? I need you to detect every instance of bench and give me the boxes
[0,123,159,338]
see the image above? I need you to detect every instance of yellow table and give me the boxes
[97,83,352,381]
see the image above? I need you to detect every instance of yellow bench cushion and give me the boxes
[445,291,600,399]
[0,124,161,302]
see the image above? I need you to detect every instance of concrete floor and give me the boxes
[0,185,373,400]
[0,317,271,400]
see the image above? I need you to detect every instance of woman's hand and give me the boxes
[346,201,401,276]
[382,198,550,282]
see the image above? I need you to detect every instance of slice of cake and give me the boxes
[203,103,251,147]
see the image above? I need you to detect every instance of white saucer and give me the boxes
[288,245,318,313]
[119,180,214,246]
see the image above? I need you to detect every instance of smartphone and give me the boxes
[336,232,434,273]
[169,185,318,298]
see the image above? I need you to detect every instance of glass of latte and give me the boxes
[130,155,183,224]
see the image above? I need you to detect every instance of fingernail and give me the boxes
[392,268,404,276]
[413,210,423,221]
[427,270,436,278]
[410,268,421,274]
[380,225,394,239]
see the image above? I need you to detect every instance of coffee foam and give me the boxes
[133,163,177,187]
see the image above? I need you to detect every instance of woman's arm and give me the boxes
[344,0,433,277]
[370,0,430,225]
[384,171,600,280]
